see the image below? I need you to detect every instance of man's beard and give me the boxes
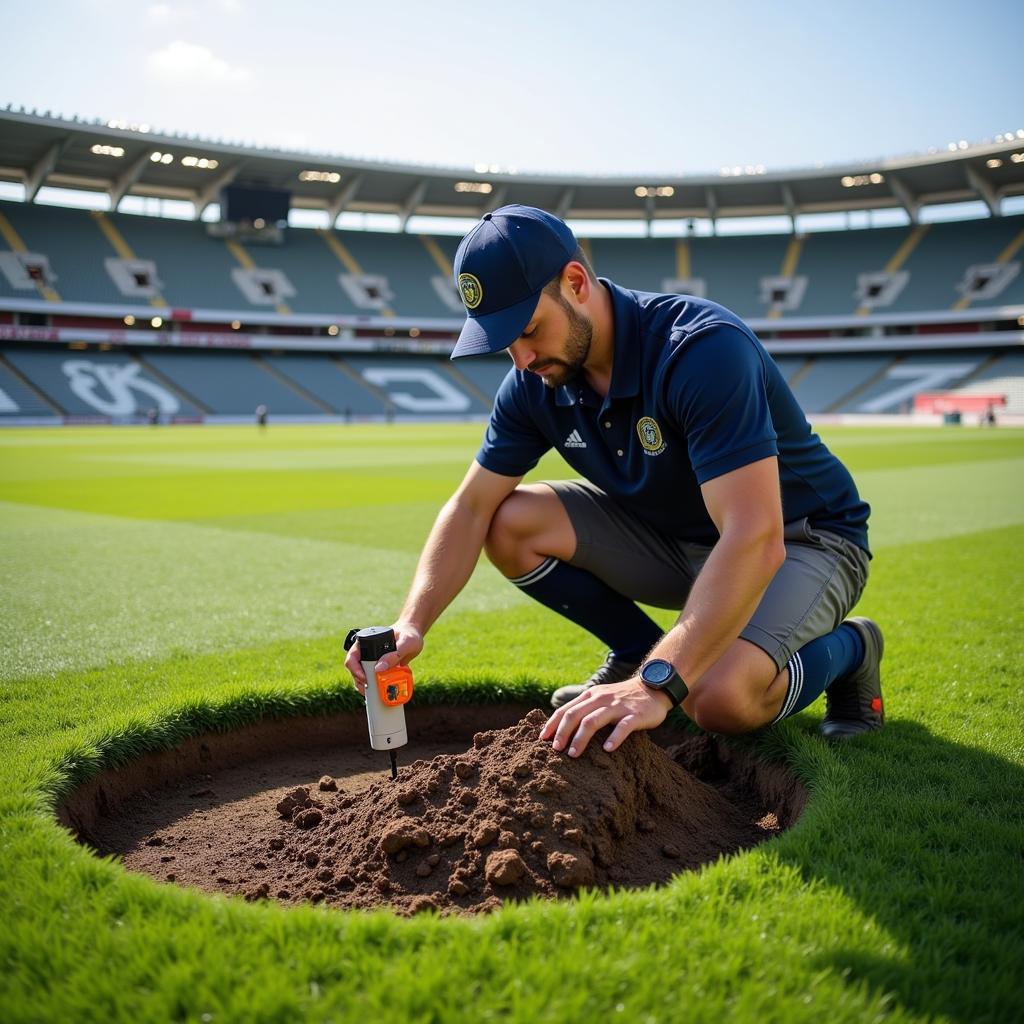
[528,298,593,389]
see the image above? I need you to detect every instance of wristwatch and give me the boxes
[639,659,689,707]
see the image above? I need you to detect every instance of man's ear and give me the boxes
[564,261,591,302]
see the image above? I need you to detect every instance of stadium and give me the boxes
[2,91,1023,1024]
[1,106,1023,425]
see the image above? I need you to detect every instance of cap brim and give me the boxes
[450,289,540,359]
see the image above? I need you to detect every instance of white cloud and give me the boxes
[146,40,251,84]
[147,3,176,19]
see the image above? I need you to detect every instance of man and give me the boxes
[345,205,884,758]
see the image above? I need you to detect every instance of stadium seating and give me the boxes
[138,350,324,415]
[789,355,891,413]
[0,203,125,305]
[951,351,1024,414]
[3,346,203,418]
[2,199,1021,318]
[837,352,983,413]
[795,227,909,316]
[885,218,1024,312]
[342,355,491,417]
[0,358,57,418]
[1,197,1021,422]
[262,354,387,416]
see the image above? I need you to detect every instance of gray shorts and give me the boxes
[546,479,870,671]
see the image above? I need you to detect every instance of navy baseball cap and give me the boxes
[450,205,578,359]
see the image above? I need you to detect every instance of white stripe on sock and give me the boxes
[772,651,804,724]
[509,557,559,588]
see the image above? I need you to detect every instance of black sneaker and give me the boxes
[550,652,642,709]
[820,617,885,739]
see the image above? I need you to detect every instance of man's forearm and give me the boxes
[396,497,491,636]
[650,530,785,684]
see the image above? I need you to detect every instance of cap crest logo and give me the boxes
[458,273,483,310]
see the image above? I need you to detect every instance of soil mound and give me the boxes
[257,710,773,915]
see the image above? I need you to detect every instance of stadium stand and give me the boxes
[3,200,1022,317]
[950,351,1024,414]
[4,346,203,419]
[262,354,387,416]
[767,355,807,384]
[0,357,57,418]
[112,211,279,311]
[138,350,325,416]
[886,218,1024,313]
[789,354,891,414]
[838,351,984,414]
[447,356,512,403]
[0,203,123,305]
[0,195,1021,423]
[796,226,911,316]
[342,355,491,417]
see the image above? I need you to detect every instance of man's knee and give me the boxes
[689,684,766,735]
[483,485,570,577]
[686,643,782,735]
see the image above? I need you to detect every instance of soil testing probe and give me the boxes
[344,626,414,780]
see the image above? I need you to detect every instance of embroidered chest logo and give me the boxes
[636,416,667,456]
[563,429,587,448]
[458,273,483,310]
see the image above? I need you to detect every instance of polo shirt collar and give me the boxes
[553,278,641,407]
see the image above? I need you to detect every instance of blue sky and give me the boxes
[1,0,1022,176]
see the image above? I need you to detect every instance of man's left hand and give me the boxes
[539,679,673,758]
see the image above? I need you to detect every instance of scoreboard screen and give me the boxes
[221,184,290,225]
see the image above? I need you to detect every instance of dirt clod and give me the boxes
[547,851,594,888]
[485,849,527,886]
[294,808,323,830]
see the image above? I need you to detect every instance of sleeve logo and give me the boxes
[458,273,483,310]
[636,416,667,455]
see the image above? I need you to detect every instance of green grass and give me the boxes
[1,423,1022,1024]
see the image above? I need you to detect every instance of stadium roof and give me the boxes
[2,106,1024,228]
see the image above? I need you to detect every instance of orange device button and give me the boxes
[376,665,414,706]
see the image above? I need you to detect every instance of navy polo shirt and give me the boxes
[476,280,870,553]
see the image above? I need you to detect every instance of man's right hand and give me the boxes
[344,622,424,695]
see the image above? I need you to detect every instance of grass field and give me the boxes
[1,423,1022,1024]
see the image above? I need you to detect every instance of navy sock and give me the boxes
[509,557,662,662]
[772,623,866,723]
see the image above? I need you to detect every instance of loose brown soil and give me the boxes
[64,704,805,916]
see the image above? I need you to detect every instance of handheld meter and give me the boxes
[343,626,414,779]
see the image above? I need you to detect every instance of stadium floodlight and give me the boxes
[150,316,163,328]
[231,320,241,330]
[327,324,339,336]
[987,159,1003,169]
[123,315,135,326]
[454,182,493,194]
[91,144,125,157]
[299,170,341,183]
[842,174,885,188]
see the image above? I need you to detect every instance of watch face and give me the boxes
[642,659,674,685]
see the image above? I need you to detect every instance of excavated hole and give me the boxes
[59,703,806,916]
